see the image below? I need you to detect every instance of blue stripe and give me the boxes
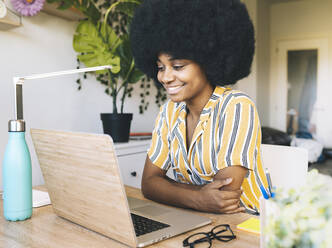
[232,92,250,98]
[242,105,254,168]
[191,145,197,173]
[192,170,203,185]
[226,103,241,166]
[219,93,233,118]
[174,128,198,183]
[197,138,207,175]
[211,102,219,172]
[174,128,187,158]
[216,113,226,170]
[201,109,211,115]
[150,111,165,162]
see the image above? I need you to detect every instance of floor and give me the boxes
[309,156,332,176]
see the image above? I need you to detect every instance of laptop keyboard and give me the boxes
[131,213,170,237]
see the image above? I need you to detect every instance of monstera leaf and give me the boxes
[73,20,121,74]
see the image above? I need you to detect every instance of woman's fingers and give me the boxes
[220,189,242,200]
[220,203,240,212]
[222,206,246,214]
[219,199,239,208]
[199,181,244,213]
[208,178,233,189]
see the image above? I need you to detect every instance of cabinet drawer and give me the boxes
[117,153,146,188]
[115,140,150,156]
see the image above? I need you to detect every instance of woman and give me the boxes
[130,0,268,214]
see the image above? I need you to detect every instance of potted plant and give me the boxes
[45,0,167,142]
[71,0,145,142]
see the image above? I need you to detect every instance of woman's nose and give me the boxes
[160,68,175,84]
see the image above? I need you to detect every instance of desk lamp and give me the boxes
[2,65,112,221]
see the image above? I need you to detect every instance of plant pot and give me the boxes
[100,113,133,143]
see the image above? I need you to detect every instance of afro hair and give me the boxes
[130,0,255,86]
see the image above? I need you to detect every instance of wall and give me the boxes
[0,10,159,188]
[237,0,271,127]
[256,0,271,126]
[269,0,332,147]
[236,0,258,103]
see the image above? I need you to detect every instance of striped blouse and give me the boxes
[148,86,268,212]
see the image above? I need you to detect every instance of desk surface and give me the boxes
[0,186,259,248]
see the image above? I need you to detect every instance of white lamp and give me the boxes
[2,65,111,221]
[13,65,112,121]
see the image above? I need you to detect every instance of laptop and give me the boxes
[30,129,211,247]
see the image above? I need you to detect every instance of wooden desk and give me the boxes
[0,186,259,248]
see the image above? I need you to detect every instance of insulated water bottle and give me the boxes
[2,120,32,221]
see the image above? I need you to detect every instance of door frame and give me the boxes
[269,38,328,142]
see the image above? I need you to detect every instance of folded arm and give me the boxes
[141,155,247,214]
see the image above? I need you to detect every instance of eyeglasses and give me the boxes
[183,224,236,248]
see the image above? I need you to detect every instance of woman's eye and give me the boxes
[157,66,164,71]
[173,65,184,70]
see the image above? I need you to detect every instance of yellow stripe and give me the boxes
[147,110,163,163]
[202,120,212,175]
[245,108,261,204]
[240,193,256,211]
[247,105,258,171]
[167,102,179,129]
[217,101,236,168]
[152,119,169,167]
[242,178,259,208]
[231,102,249,165]
[256,128,269,188]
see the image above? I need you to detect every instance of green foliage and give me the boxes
[49,0,166,114]
[73,20,121,74]
[46,0,101,23]
[265,170,332,248]
[117,34,143,84]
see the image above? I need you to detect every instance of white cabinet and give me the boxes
[114,140,150,189]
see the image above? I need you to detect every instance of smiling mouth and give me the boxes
[165,85,185,95]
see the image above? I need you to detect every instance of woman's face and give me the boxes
[157,53,213,104]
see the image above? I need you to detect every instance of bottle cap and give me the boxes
[8,120,26,132]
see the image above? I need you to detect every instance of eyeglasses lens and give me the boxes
[212,225,236,242]
[185,233,211,248]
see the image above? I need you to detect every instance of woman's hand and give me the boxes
[142,156,246,214]
[196,178,245,214]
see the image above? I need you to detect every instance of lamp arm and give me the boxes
[12,65,112,120]
[13,65,112,82]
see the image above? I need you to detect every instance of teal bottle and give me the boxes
[2,120,32,221]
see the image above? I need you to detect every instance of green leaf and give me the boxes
[83,2,101,24]
[128,68,144,84]
[113,1,141,18]
[106,0,141,17]
[57,0,73,10]
[73,20,121,74]
[116,34,136,79]
[117,35,131,62]
[81,0,88,6]
[100,24,122,53]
